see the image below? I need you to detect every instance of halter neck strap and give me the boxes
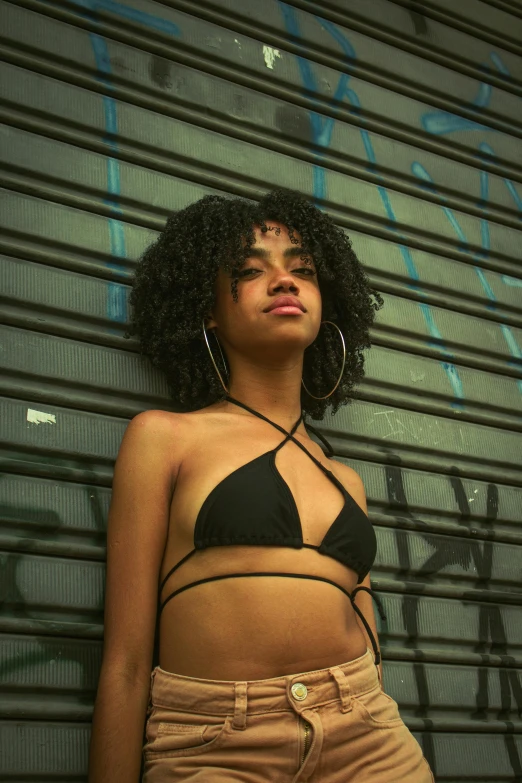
[225,395,303,437]
[225,395,335,462]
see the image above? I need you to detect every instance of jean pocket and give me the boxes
[144,707,232,758]
[353,685,405,728]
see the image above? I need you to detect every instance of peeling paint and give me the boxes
[263,45,281,69]
[27,409,56,425]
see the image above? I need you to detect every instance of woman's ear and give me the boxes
[205,313,218,330]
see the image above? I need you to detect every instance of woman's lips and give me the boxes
[265,306,304,315]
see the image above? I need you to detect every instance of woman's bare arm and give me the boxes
[88,410,180,783]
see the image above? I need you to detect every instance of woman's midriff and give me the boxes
[158,545,369,680]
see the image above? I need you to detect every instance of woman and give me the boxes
[88,189,435,782]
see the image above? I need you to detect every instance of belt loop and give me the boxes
[328,667,352,714]
[232,682,248,730]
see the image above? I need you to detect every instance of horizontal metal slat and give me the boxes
[1,323,521,429]
[2,11,521,220]
[393,0,522,43]
[293,0,522,61]
[319,398,522,485]
[0,720,90,779]
[29,0,521,128]
[2,197,522,324]
[1,382,521,486]
[1,66,520,266]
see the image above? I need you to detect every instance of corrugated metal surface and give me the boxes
[1,0,521,778]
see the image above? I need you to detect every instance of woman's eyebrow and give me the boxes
[246,247,308,259]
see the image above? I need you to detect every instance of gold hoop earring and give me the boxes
[301,320,346,400]
[202,319,229,393]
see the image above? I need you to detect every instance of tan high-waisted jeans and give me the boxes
[142,646,435,782]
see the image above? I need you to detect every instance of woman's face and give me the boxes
[207,222,322,361]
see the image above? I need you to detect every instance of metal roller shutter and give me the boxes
[1,0,521,779]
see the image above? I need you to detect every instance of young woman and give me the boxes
[88,188,435,782]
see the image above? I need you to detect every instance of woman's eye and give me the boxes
[237,268,260,278]
[294,267,316,276]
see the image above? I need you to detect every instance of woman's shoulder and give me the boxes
[129,403,228,443]
[328,459,367,501]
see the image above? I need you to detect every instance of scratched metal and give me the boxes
[1,0,521,779]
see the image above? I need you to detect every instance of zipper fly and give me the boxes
[301,717,311,764]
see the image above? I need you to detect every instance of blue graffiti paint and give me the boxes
[66,0,180,323]
[502,276,522,287]
[279,3,465,404]
[422,113,493,136]
[89,30,128,324]
[420,52,511,136]
[504,180,522,212]
[489,52,511,77]
[474,138,522,220]
[471,277,522,394]
[474,268,495,301]
[279,5,348,204]
[413,162,470,249]
[420,55,522,394]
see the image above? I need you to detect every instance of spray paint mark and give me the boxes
[67,0,180,325]
[279,3,465,405]
[88,31,128,326]
[421,57,494,136]
[419,66,522,396]
[502,276,522,287]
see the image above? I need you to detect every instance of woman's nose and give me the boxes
[269,272,299,294]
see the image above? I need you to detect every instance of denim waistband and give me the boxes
[149,646,379,717]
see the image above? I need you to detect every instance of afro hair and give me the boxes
[124,187,383,420]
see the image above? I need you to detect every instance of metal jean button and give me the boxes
[291,682,308,701]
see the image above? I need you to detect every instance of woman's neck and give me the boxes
[226,365,304,431]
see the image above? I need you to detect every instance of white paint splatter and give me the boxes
[27,409,56,425]
[263,45,281,69]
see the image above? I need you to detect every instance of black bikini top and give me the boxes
[158,396,386,666]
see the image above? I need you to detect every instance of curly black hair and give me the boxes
[124,188,383,420]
